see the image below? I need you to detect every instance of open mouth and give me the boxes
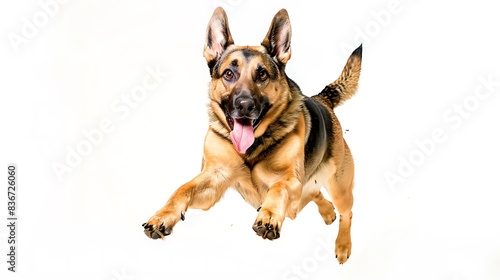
[224,104,270,154]
[229,117,254,154]
[225,104,269,131]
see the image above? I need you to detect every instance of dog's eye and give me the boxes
[257,69,268,82]
[223,70,234,81]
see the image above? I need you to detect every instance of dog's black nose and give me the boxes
[234,96,255,117]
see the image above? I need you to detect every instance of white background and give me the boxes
[1,0,500,279]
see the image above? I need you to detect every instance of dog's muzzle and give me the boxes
[223,92,270,154]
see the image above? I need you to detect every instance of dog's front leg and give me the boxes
[252,175,302,240]
[251,134,305,240]
[143,130,245,239]
[143,168,229,239]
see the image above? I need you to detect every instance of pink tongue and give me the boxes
[230,119,255,154]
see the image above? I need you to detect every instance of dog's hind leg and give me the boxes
[326,159,354,264]
[297,190,336,225]
[330,181,353,264]
[313,192,336,225]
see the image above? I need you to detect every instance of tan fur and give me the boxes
[144,7,362,265]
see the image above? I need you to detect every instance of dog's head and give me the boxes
[203,7,293,154]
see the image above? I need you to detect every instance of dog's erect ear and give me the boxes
[261,9,292,66]
[203,7,234,73]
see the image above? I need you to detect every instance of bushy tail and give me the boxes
[315,44,362,108]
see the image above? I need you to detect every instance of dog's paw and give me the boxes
[335,239,351,264]
[252,209,282,240]
[318,201,336,225]
[142,211,184,240]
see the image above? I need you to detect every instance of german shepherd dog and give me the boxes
[143,7,362,264]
